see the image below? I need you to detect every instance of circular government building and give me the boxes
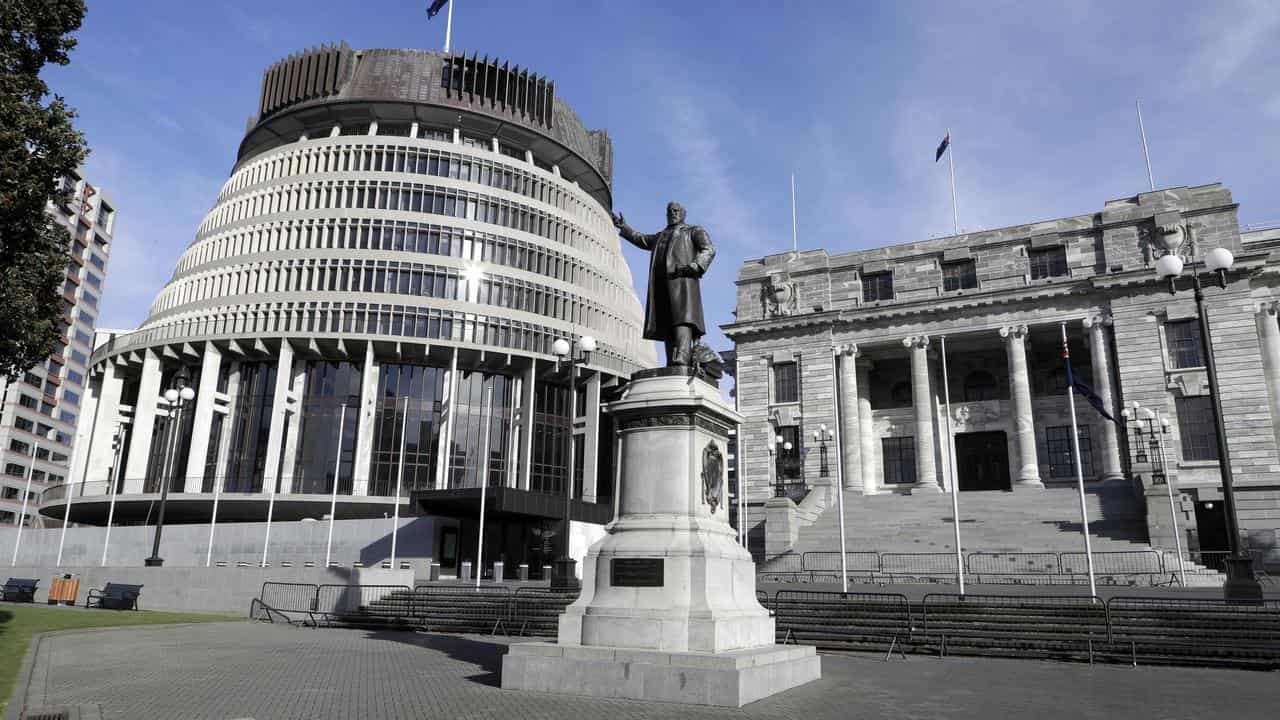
[50,46,654,569]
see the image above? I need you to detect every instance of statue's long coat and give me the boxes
[619,222,716,339]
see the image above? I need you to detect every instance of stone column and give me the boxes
[836,344,861,491]
[278,360,308,494]
[352,342,379,496]
[123,348,164,494]
[1255,302,1280,456]
[76,363,127,487]
[905,335,939,492]
[856,359,878,495]
[433,347,459,490]
[1084,314,1124,481]
[183,344,222,492]
[1000,325,1042,488]
[261,341,295,495]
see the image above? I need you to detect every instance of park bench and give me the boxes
[2,578,39,603]
[85,582,143,610]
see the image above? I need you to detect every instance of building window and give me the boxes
[772,362,799,404]
[862,271,894,302]
[775,426,802,481]
[8,440,31,457]
[942,260,977,291]
[1176,396,1218,461]
[3,464,25,478]
[882,437,916,485]
[963,371,997,401]
[96,202,113,229]
[1029,246,1068,280]
[1045,425,1093,479]
[1165,319,1204,369]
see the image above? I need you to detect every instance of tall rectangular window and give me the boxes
[1045,425,1093,479]
[1176,396,1218,461]
[942,260,978,291]
[775,426,802,481]
[1029,246,1068,280]
[862,271,894,302]
[1165,319,1205,369]
[882,437,916,485]
[772,362,799,404]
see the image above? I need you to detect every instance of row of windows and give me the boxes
[1,463,64,485]
[220,140,608,238]
[6,439,69,464]
[10,415,71,445]
[198,179,605,266]
[169,218,636,321]
[857,247,1069,303]
[152,258,631,337]
[124,302,640,377]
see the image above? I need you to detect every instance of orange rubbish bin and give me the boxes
[48,574,79,606]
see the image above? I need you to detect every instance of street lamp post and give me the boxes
[1155,236,1263,601]
[145,368,195,567]
[1123,402,1185,587]
[550,335,595,592]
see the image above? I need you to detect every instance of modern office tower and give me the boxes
[0,173,116,527]
[56,46,654,575]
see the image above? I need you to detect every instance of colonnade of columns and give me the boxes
[74,340,609,504]
[832,320,1126,495]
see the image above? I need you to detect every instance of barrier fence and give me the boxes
[764,549,1209,586]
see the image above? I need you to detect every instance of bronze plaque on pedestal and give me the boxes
[610,558,664,587]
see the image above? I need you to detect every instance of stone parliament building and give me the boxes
[725,183,1280,563]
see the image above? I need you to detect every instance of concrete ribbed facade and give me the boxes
[54,46,654,571]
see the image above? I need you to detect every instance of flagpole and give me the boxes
[830,345,849,594]
[474,385,493,588]
[790,174,798,254]
[947,128,959,235]
[1062,322,1097,597]
[1136,100,1155,192]
[940,336,964,594]
[444,0,454,53]
[324,404,347,568]
[391,396,408,569]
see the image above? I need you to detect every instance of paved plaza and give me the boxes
[10,622,1279,719]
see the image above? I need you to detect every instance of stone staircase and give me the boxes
[769,482,1224,586]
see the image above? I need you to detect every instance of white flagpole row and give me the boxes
[475,385,494,588]
[11,440,39,567]
[325,404,348,568]
[103,423,124,567]
[940,336,965,594]
[1062,322,1098,597]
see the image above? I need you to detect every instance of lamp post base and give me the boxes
[550,557,578,593]
[1223,556,1263,603]
[143,556,164,567]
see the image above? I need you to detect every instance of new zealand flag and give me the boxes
[935,132,951,162]
[427,0,449,18]
[1064,346,1120,425]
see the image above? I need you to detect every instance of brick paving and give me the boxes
[15,622,1280,719]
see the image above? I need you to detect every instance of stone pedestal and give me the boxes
[502,369,821,706]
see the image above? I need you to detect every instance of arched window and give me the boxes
[963,371,997,402]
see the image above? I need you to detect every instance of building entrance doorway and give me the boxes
[954,431,1011,491]
[1194,500,1230,552]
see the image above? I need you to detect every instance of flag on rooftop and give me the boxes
[427,0,450,19]
[935,131,951,162]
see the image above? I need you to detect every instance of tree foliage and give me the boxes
[0,0,88,378]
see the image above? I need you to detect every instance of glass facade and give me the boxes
[220,361,278,492]
[292,361,362,495]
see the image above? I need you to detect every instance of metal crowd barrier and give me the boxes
[511,587,577,637]
[771,589,913,652]
[1105,596,1280,667]
[413,585,514,634]
[919,593,1108,661]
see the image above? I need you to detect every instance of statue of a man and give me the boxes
[613,202,716,366]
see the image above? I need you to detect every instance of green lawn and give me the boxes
[0,602,236,712]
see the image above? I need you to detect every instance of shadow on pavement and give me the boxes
[363,629,510,687]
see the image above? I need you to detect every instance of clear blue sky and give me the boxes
[46,0,1280,358]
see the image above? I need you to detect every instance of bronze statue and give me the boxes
[613,202,716,366]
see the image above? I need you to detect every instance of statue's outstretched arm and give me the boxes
[613,212,654,250]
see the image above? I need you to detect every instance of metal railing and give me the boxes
[756,549,1220,587]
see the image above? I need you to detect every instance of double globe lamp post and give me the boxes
[144,368,195,567]
[549,334,594,591]
[1155,242,1262,601]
